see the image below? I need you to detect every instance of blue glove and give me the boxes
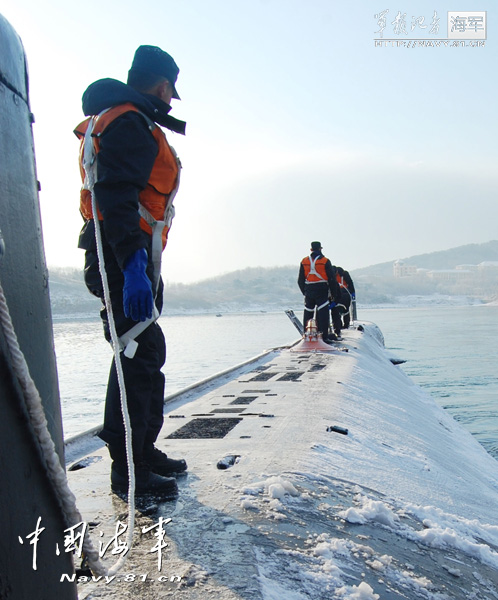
[351,293,356,300]
[329,301,337,309]
[122,248,153,322]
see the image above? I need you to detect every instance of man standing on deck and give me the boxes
[75,45,187,497]
[330,266,356,338]
[298,242,341,344]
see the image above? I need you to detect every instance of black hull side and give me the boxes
[0,13,77,599]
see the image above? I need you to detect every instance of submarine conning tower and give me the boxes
[0,12,77,599]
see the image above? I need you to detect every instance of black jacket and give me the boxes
[298,251,340,299]
[336,266,356,295]
[77,78,186,270]
[343,270,356,295]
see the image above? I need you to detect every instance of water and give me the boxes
[54,312,298,440]
[54,305,498,461]
[361,305,498,459]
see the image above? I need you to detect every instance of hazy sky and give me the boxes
[1,0,496,283]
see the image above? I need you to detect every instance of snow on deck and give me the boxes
[68,322,498,600]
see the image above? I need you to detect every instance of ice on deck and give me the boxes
[67,322,498,599]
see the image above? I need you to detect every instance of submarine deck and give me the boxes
[66,323,498,600]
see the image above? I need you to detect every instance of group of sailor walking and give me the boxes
[298,241,356,345]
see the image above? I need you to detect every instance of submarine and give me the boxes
[1,13,498,600]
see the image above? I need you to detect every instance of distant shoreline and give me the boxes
[51,294,490,322]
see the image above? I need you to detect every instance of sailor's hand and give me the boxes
[122,248,153,322]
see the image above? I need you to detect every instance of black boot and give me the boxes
[144,445,188,477]
[108,446,178,498]
[324,332,338,343]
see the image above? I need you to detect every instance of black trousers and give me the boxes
[331,305,343,334]
[84,247,166,459]
[303,283,330,338]
[101,322,166,457]
[331,289,351,333]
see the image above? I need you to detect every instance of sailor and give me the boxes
[75,45,187,496]
[330,266,356,337]
[298,242,341,344]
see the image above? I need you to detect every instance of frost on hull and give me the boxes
[69,322,498,599]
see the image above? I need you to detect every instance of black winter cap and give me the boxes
[311,241,322,251]
[129,45,181,99]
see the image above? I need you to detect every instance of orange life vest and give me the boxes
[74,103,180,249]
[302,255,329,283]
[336,272,347,288]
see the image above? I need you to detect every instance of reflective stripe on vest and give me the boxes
[302,255,328,283]
[336,273,346,288]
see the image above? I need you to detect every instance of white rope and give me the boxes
[83,118,136,576]
[0,280,107,576]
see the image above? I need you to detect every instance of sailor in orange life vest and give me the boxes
[330,266,356,338]
[75,45,187,497]
[298,242,341,344]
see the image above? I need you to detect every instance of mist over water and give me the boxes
[55,305,498,460]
